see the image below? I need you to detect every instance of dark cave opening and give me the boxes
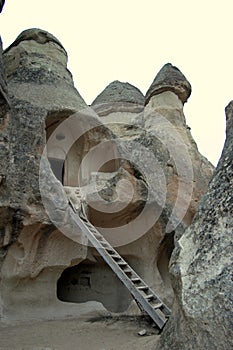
[157,232,175,291]
[57,257,133,313]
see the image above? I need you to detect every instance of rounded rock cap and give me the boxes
[4,28,66,54]
[145,63,191,105]
[92,80,145,106]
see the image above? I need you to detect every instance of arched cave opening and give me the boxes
[57,257,133,313]
[45,110,121,187]
[45,110,85,186]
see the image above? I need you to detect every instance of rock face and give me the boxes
[0,38,8,106]
[0,28,90,321]
[0,27,214,322]
[159,103,233,349]
[89,69,213,309]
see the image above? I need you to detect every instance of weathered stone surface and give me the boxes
[0,29,90,321]
[0,28,124,321]
[145,63,191,105]
[0,34,10,227]
[0,35,9,109]
[144,91,213,235]
[92,80,145,106]
[89,80,213,308]
[159,102,233,349]
[3,29,86,110]
[0,27,214,323]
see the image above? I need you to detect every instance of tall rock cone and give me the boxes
[0,29,90,321]
[159,102,233,349]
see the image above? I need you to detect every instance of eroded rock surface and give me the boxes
[89,71,213,308]
[0,28,90,320]
[0,27,214,322]
[159,102,233,349]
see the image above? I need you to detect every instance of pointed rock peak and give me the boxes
[4,28,66,54]
[92,80,145,106]
[0,0,5,13]
[225,100,233,133]
[145,63,191,105]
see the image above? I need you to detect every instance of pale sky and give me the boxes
[1,0,232,165]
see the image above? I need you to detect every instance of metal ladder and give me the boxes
[69,200,171,330]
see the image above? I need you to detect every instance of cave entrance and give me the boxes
[45,111,120,187]
[57,257,133,313]
[45,111,85,186]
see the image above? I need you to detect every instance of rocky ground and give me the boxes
[0,313,159,350]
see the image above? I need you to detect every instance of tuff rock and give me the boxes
[0,27,214,322]
[145,63,191,105]
[92,80,145,106]
[159,102,233,349]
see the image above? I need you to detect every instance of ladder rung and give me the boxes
[104,248,116,254]
[93,233,103,238]
[104,246,114,251]
[117,261,128,266]
[131,277,141,283]
[95,237,104,242]
[137,286,149,291]
[111,255,121,260]
[152,302,163,309]
[145,294,154,300]
[89,230,98,235]
[85,223,94,229]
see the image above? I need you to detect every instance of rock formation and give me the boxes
[0,0,5,13]
[0,25,213,323]
[145,63,191,105]
[159,102,233,349]
[92,80,145,105]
